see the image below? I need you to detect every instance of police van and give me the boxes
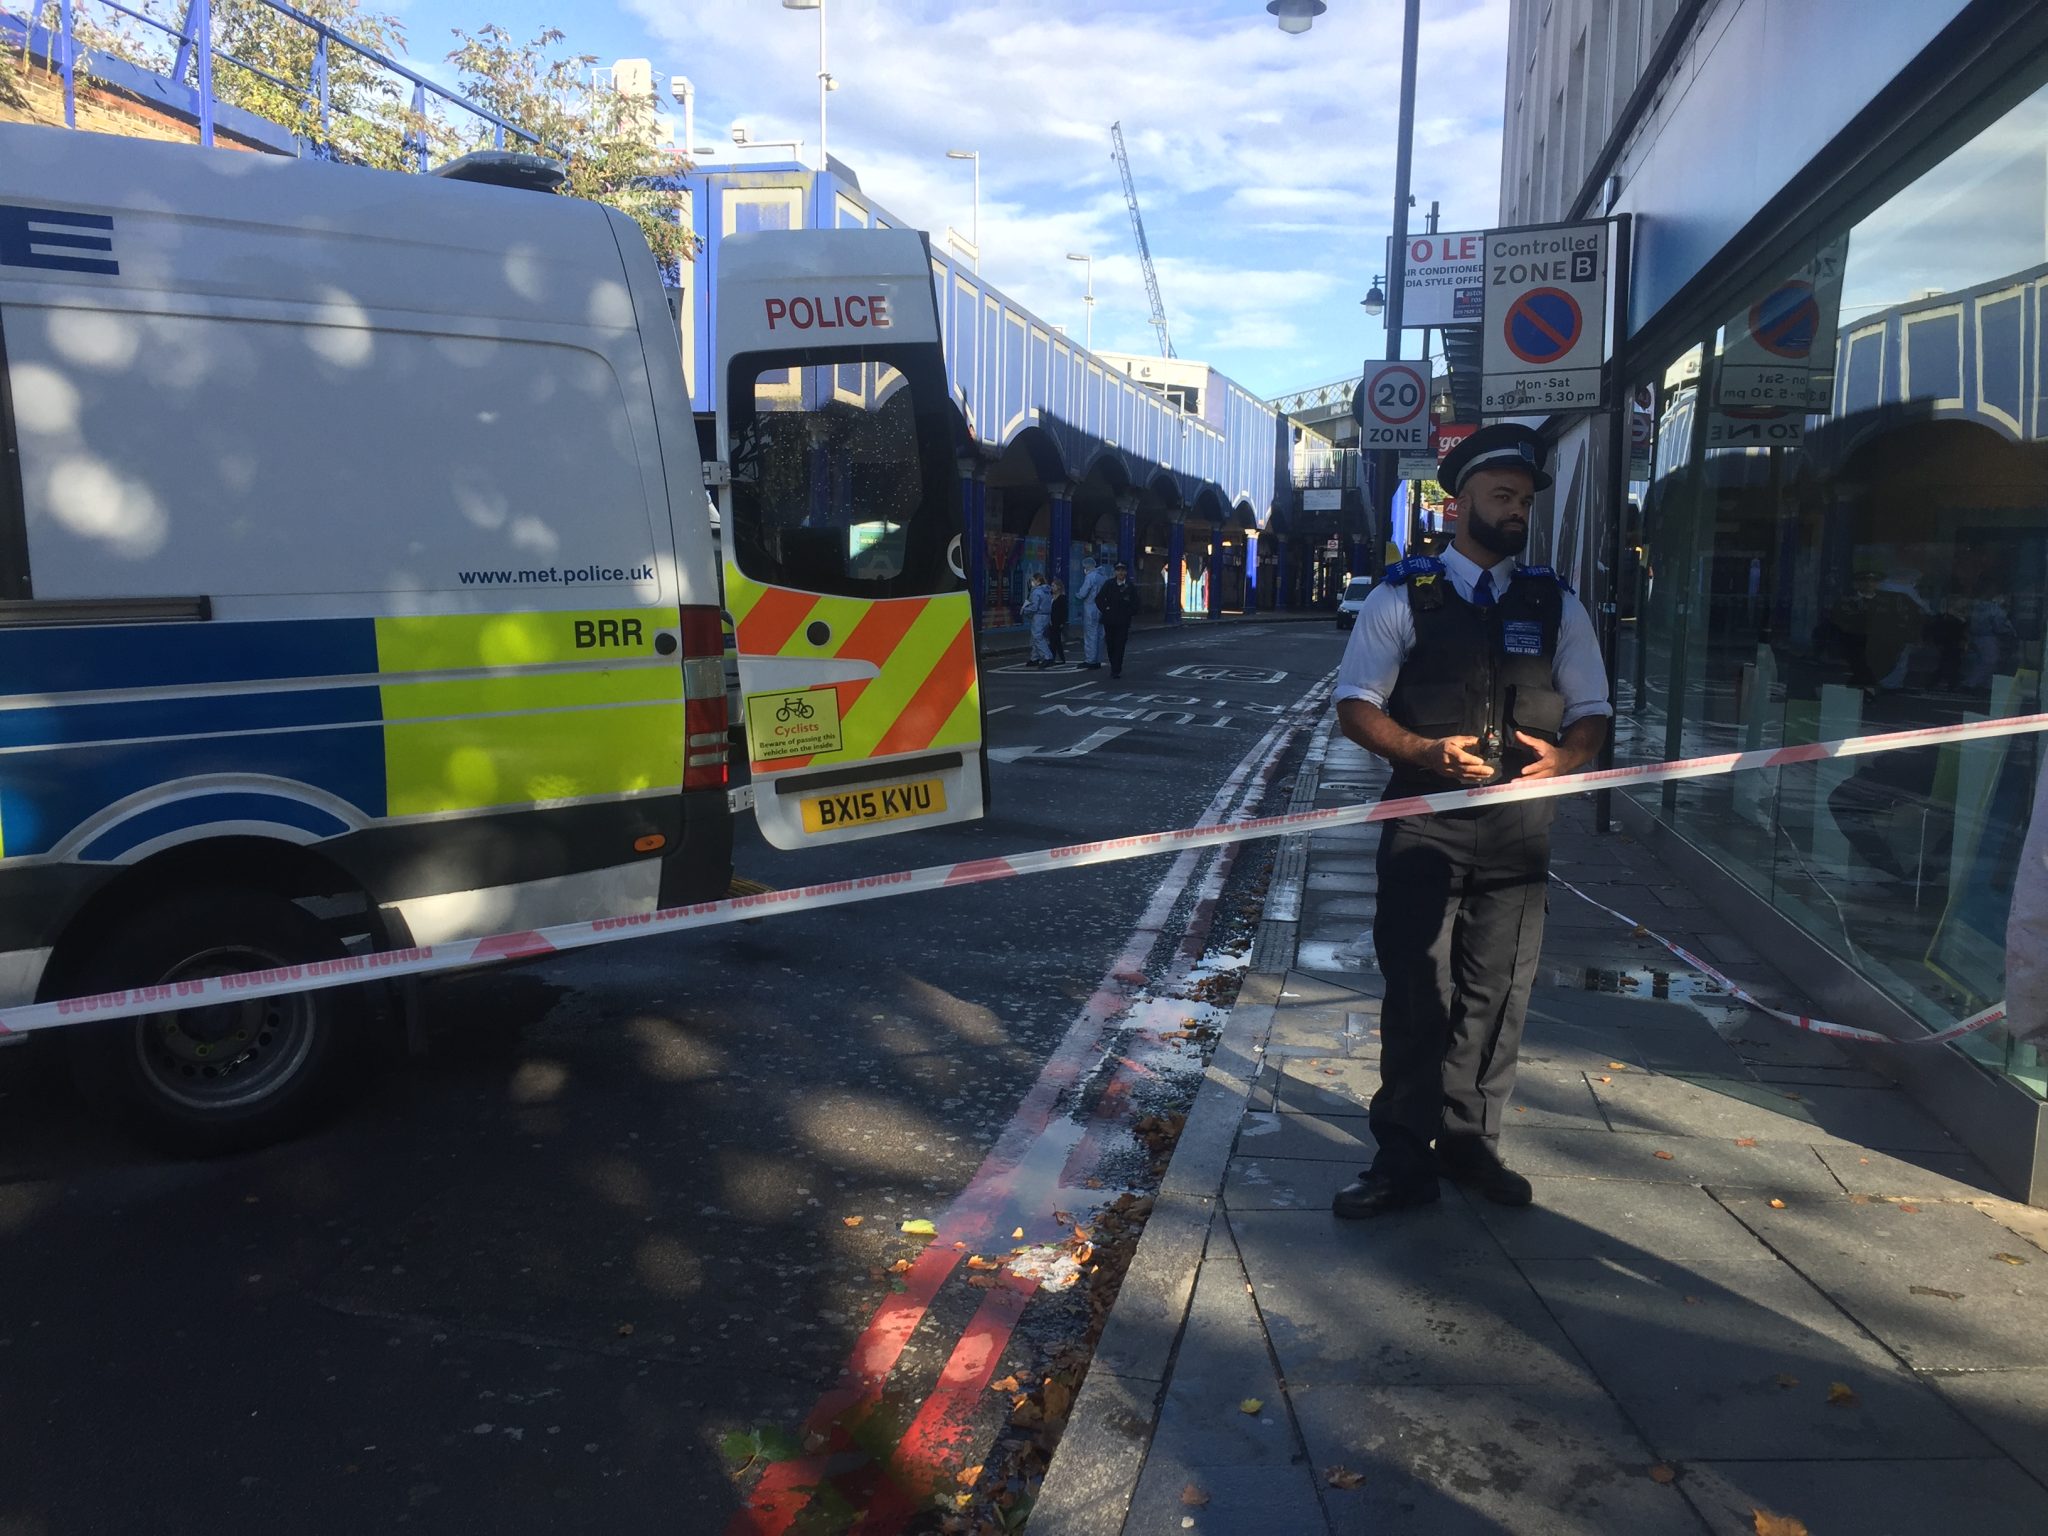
[0,125,984,1150]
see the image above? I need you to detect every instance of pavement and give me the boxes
[1031,717,2048,1536]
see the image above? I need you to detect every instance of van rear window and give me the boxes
[725,346,961,602]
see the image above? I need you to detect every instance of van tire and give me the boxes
[63,888,364,1155]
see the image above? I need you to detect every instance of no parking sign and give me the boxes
[1480,223,1609,414]
[1717,238,1846,411]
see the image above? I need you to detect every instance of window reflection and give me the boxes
[1618,75,2048,1095]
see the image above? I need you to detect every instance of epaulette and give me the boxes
[1513,564,1574,594]
[1383,556,1447,587]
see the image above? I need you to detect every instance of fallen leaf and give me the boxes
[1321,1066,1341,1076]
[1085,1177,1105,1189]
[887,1258,912,1274]
[842,1216,864,1228]
[1910,1284,1964,1300]
[1752,1511,1810,1536]
[1631,924,1650,939]
[1682,1295,1703,1306]
[990,1375,1021,1394]
[1781,1092,1803,1102]
[1826,1382,1858,1407]
[1238,1398,1264,1415]
[1325,1466,1367,1490]
[1514,1105,1528,1114]
[1994,1252,2030,1266]
[1012,1227,1025,1240]
[1648,1463,1678,1484]
[1071,1226,1092,1242]
[1774,1373,1799,1390]
[966,1273,996,1289]
[1180,1483,1210,1508]
[900,1218,937,1236]
[1734,1138,1759,1148]
[1043,1379,1075,1423]
[1898,1202,1921,1214]
[1598,1075,1613,1084]
[1608,1062,1629,1070]
[1654,1150,1675,1161]
[1768,1199,1787,1209]
[616,1323,634,1337]
[957,1463,983,1486]
[1859,1157,1870,1165]
[1053,1210,1074,1225]
[967,1255,1001,1271]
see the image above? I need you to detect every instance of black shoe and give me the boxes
[1331,1169,1441,1219]
[1436,1138,1534,1207]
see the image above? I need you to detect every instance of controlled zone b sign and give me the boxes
[1351,360,1430,451]
[1480,222,1609,414]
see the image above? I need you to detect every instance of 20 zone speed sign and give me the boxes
[1351,361,1430,451]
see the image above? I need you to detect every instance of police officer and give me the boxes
[1330,424,1613,1217]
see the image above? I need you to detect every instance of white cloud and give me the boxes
[617,0,1510,396]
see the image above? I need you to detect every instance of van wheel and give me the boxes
[64,888,363,1155]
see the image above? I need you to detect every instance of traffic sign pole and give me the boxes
[1595,212,1633,837]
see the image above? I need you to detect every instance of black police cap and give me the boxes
[1441,423,1552,494]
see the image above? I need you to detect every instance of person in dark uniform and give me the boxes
[1095,561,1140,679]
[1329,424,1613,1217]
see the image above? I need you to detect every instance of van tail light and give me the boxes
[679,604,729,792]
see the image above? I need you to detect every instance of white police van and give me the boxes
[0,126,981,1150]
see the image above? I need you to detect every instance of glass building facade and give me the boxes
[1612,70,2048,1101]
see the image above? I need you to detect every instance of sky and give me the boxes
[387,0,1513,399]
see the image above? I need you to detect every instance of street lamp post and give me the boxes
[1266,0,1328,33]
[1067,252,1094,351]
[946,148,980,273]
[1374,0,1421,575]
[781,0,830,171]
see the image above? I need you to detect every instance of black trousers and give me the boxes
[1104,622,1131,675]
[1368,800,1553,1174]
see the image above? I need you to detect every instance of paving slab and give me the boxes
[1678,1458,2048,1536]
[1090,1194,1216,1382]
[1270,1075,1371,1118]
[1122,1458,1329,1536]
[1587,1072,1960,1154]
[1234,1111,1374,1164]
[1930,1367,2048,1487]
[1274,973,1380,1007]
[1278,1056,1376,1099]
[1714,1192,2048,1371]
[1289,1380,1706,1536]
[1225,1156,1361,1212]
[1466,1178,1776,1263]
[1499,1128,1840,1192]
[1811,1142,2004,1200]
[1519,1256,1992,1460]
[1744,1061,1893,1088]
[1503,1066,1608,1129]
[1139,1238,1296,1469]
[1233,1208,1592,1389]
[1292,939,1375,975]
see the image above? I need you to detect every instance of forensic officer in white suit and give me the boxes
[1076,555,1110,669]
[1329,423,1613,1218]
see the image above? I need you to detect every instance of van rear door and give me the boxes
[713,229,985,850]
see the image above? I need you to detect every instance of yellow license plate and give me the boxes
[800,777,948,833]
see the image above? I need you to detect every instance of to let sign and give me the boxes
[1386,229,1484,329]
[1479,222,1609,414]
[1351,361,1430,452]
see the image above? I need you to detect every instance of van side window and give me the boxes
[0,307,29,597]
[726,346,960,601]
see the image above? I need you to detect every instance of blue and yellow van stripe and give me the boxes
[0,610,684,862]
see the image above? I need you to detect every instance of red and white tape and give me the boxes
[5,710,2045,1041]
[1551,876,2006,1047]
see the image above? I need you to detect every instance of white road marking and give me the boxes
[987,726,1130,764]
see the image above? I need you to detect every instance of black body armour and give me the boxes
[1382,558,1569,799]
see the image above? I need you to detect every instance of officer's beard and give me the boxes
[1467,509,1529,558]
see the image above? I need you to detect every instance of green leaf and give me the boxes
[900,1218,938,1236]
[720,1430,760,1469]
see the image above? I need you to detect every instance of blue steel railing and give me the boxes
[25,0,542,165]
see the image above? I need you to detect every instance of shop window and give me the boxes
[1617,71,2048,1095]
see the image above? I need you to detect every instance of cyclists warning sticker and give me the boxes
[746,687,845,763]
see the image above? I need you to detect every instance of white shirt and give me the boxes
[1334,547,1614,729]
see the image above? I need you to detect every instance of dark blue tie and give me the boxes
[1473,569,1497,608]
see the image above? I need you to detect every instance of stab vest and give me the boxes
[1382,557,1569,798]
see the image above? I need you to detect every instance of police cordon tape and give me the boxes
[1550,876,2007,1047]
[5,709,2046,1043]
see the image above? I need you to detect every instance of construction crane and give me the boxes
[1109,122,1174,358]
